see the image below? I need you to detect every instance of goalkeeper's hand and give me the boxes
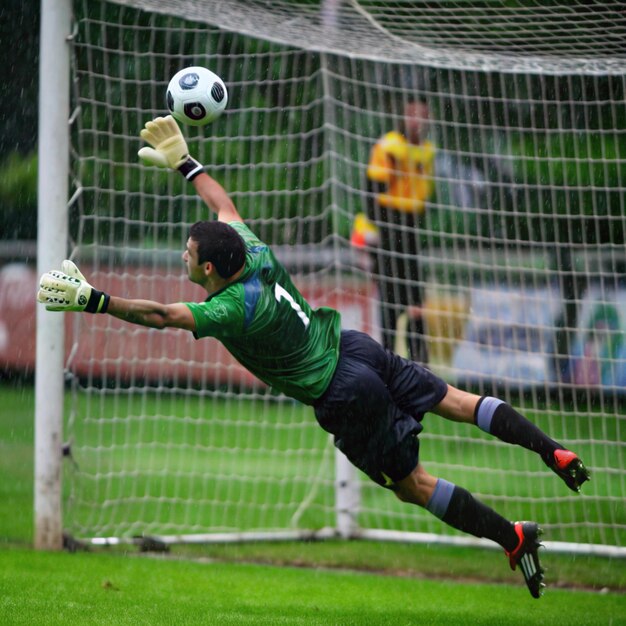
[379,133,408,162]
[37,260,110,313]
[138,115,203,181]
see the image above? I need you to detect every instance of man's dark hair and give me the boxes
[189,221,246,279]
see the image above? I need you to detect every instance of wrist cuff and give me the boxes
[85,290,110,314]
[178,156,204,181]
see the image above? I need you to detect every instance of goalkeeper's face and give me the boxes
[403,101,429,144]
[182,237,207,285]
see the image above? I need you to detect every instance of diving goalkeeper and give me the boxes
[37,115,589,599]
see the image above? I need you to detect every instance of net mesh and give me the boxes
[116,0,626,72]
[64,0,625,548]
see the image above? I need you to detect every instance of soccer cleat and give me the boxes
[506,521,545,599]
[548,449,590,493]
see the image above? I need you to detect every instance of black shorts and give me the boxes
[313,330,448,488]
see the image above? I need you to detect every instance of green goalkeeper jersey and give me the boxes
[185,222,342,405]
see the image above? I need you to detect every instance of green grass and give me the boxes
[1,548,625,626]
[1,380,625,624]
[0,382,34,544]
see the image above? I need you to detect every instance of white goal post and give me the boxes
[35,0,73,550]
[36,0,626,557]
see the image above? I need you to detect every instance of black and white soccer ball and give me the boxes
[166,66,228,126]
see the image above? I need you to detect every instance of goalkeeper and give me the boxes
[364,97,435,364]
[38,115,589,599]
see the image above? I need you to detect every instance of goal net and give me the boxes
[59,0,625,552]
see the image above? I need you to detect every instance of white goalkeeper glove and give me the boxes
[37,260,110,313]
[138,115,204,181]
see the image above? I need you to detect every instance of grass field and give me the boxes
[1,380,625,624]
[2,548,625,625]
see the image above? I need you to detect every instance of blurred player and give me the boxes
[365,97,434,364]
[37,116,589,599]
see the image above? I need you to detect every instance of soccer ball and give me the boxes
[166,66,228,126]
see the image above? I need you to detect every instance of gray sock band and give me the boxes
[476,396,504,434]
[425,478,455,519]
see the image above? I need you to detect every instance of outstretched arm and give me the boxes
[138,115,242,223]
[191,172,242,224]
[107,296,195,331]
[37,260,196,332]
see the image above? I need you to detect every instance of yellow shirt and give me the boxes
[366,131,435,213]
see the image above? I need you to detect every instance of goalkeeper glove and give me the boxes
[37,260,110,313]
[379,132,409,161]
[138,115,204,181]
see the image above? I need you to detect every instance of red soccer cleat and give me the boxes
[506,521,545,599]
[548,449,590,493]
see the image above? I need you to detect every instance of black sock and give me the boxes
[475,397,563,465]
[426,479,518,551]
[443,485,518,551]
